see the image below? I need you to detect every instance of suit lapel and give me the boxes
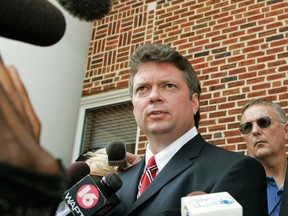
[126,134,206,214]
[118,159,145,207]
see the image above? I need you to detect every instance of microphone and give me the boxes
[56,161,92,216]
[106,141,127,167]
[63,173,122,216]
[181,192,242,216]
[56,0,112,22]
[67,161,91,187]
[0,0,66,46]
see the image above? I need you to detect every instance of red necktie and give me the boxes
[137,156,158,198]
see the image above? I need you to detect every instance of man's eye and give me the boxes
[136,86,146,92]
[166,84,175,88]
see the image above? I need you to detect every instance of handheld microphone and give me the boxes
[0,0,66,46]
[181,192,242,216]
[63,173,122,216]
[56,0,112,22]
[106,141,127,167]
[67,161,91,187]
[56,161,92,216]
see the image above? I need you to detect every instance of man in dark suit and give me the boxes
[240,99,288,216]
[280,164,288,216]
[107,44,268,216]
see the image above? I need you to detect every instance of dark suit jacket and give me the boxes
[279,160,288,216]
[107,134,268,216]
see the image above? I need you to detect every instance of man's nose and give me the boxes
[149,88,163,103]
[251,122,261,135]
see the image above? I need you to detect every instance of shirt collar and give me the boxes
[267,176,284,190]
[145,127,198,172]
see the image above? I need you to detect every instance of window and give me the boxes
[72,88,139,161]
[81,102,137,153]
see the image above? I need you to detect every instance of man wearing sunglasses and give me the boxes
[240,99,288,216]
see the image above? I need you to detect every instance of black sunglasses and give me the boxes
[239,116,272,135]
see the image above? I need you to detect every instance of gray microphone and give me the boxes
[106,141,127,167]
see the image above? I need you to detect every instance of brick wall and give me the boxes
[83,0,288,156]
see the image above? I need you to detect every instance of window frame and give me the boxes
[72,88,140,162]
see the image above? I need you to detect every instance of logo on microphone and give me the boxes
[191,195,234,208]
[76,184,99,209]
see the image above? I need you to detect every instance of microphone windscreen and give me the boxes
[100,173,123,197]
[103,173,122,192]
[106,141,126,166]
[56,0,112,22]
[0,0,66,46]
[67,161,90,187]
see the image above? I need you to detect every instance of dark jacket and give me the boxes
[279,160,288,216]
[107,134,268,216]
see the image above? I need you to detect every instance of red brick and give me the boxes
[83,0,288,155]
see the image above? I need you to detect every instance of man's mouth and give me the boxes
[254,140,265,147]
[148,110,166,116]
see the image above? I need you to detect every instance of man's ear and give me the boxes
[191,93,199,116]
[284,123,288,142]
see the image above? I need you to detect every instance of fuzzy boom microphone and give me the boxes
[56,0,113,22]
[0,0,66,46]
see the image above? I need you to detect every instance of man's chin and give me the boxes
[149,127,171,135]
[254,148,270,160]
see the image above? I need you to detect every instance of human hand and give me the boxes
[186,191,207,196]
[126,152,142,167]
[0,56,60,175]
[116,152,142,172]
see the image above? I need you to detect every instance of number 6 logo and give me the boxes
[76,184,99,209]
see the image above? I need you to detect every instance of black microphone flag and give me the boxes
[63,173,122,216]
